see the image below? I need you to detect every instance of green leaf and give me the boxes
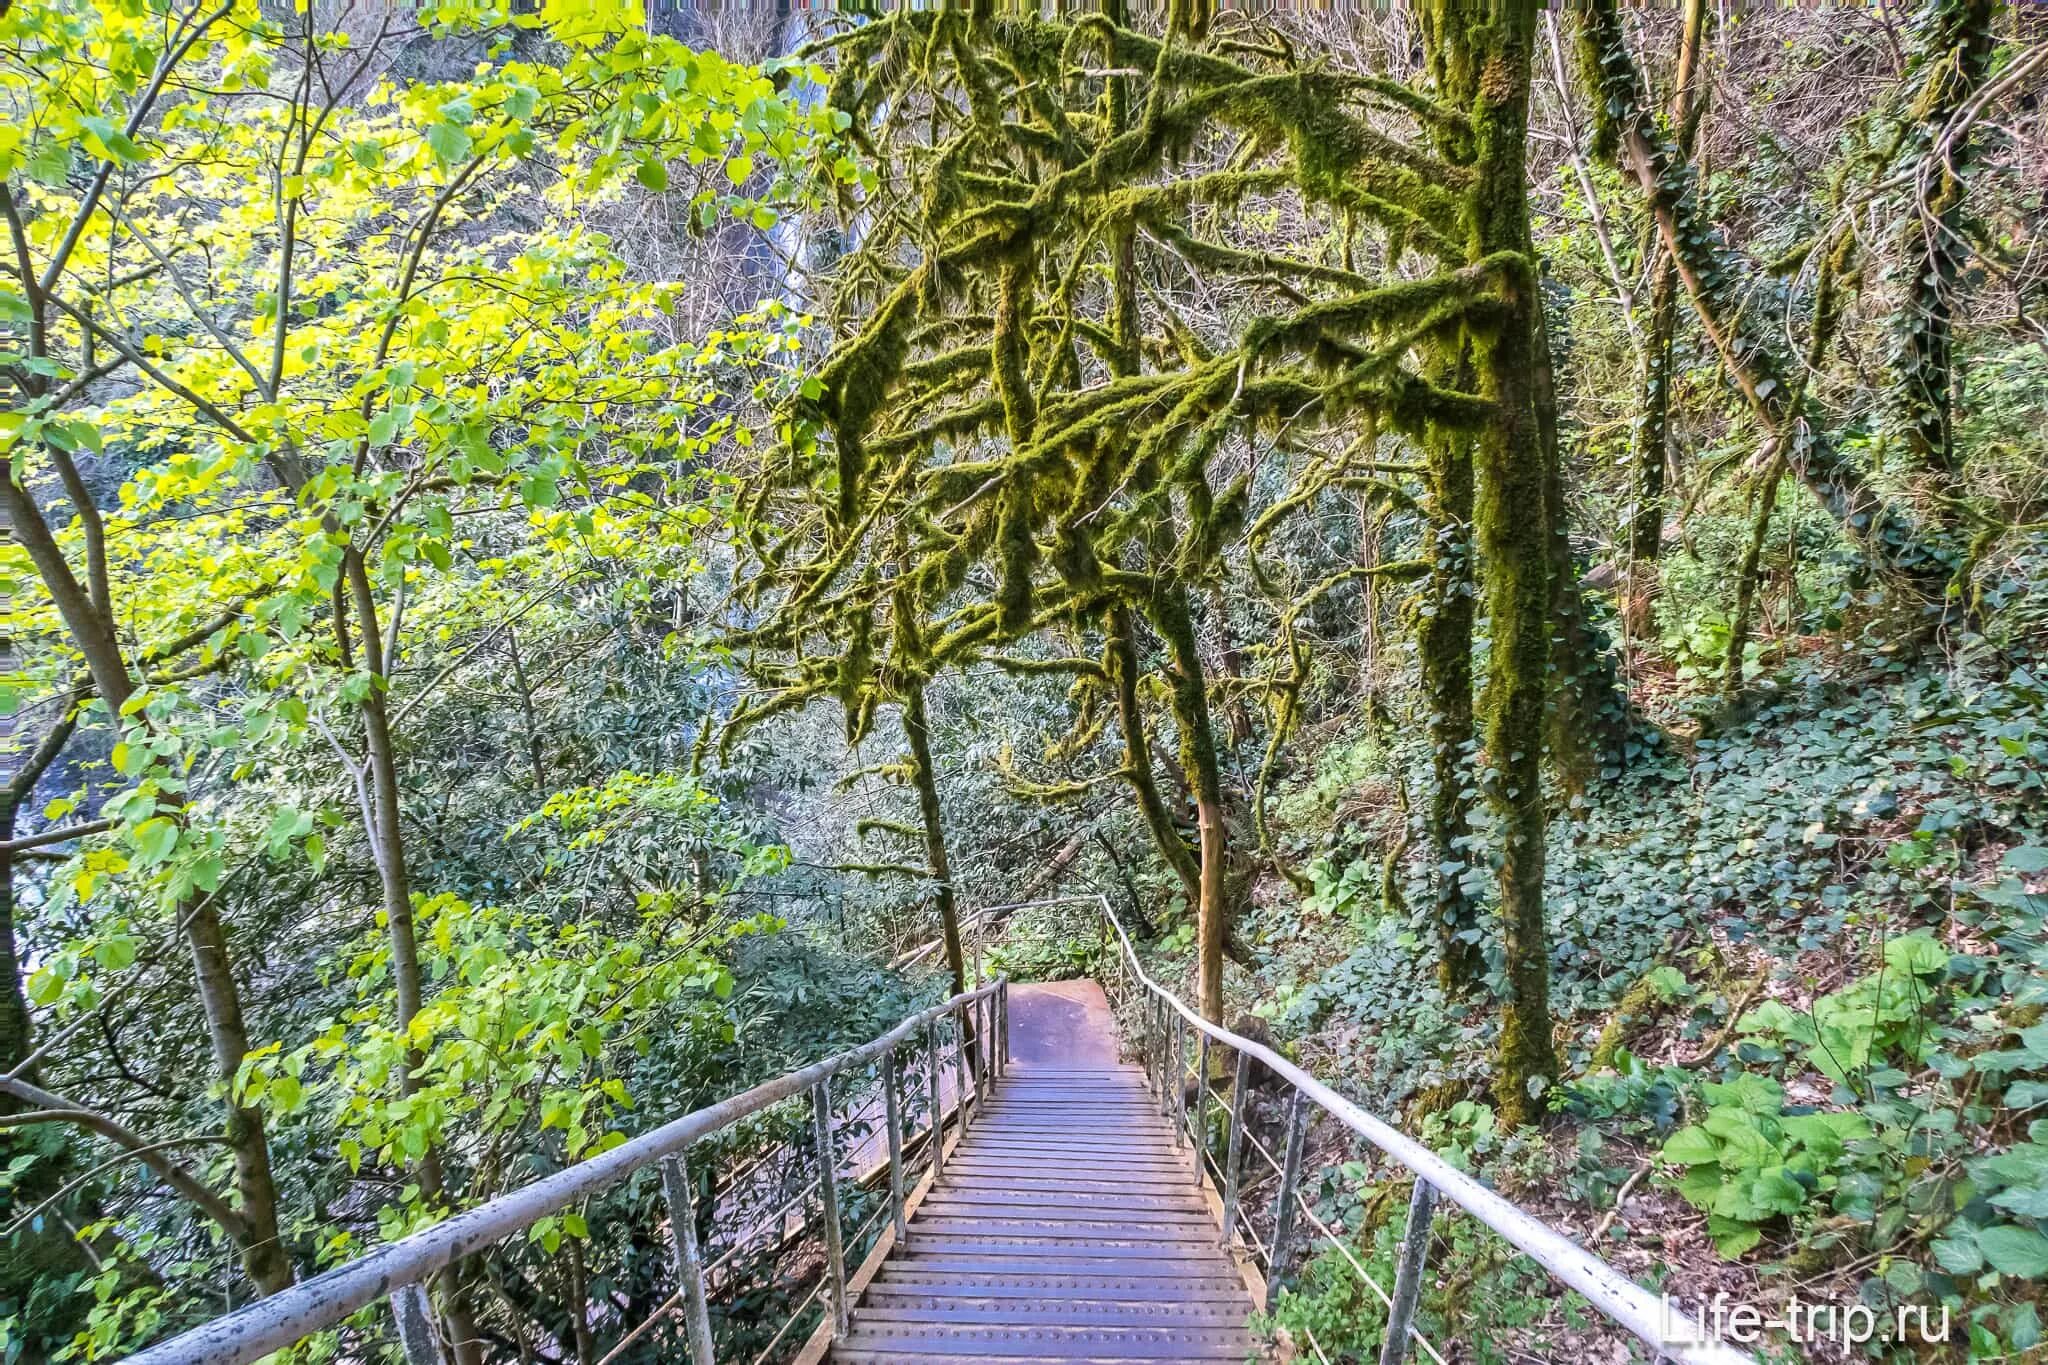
[1978,1225,2048,1278]
[1990,1187,2048,1218]
[1750,1165,1808,1216]
[1932,1229,1982,1274]
[132,816,180,866]
[1660,1126,1721,1166]
[427,121,473,166]
[1881,933,1946,977]
[724,154,754,185]
[2003,846,2048,873]
[1707,1216,1762,1259]
[635,155,668,191]
[27,141,71,186]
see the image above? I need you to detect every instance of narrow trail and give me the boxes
[826,982,1262,1363]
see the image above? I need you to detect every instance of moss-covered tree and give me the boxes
[1891,0,2001,480]
[1576,0,1952,594]
[1419,0,1561,1126]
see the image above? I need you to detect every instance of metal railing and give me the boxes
[1017,892,1754,1365]
[125,978,1010,1365]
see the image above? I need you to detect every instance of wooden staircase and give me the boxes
[826,1061,1260,1363]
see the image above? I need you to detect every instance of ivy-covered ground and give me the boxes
[1193,644,2048,1361]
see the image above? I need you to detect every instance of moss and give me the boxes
[1890,0,1998,478]
[1575,0,1950,591]
[1425,0,1558,1127]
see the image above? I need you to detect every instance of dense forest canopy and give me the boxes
[3,0,2046,1361]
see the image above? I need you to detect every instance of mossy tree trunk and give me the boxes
[1628,0,1710,595]
[1892,0,1998,481]
[1419,393,1484,996]
[904,682,969,1002]
[1148,585,1229,1022]
[1107,606,1204,910]
[1578,0,1950,594]
[1424,0,1561,1127]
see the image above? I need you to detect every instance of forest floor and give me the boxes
[1157,641,2048,1361]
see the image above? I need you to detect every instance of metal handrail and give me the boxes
[125,977,1008,1365]
[1038,891,1754,1365]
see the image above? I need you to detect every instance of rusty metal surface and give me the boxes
[828,1063,1259,1363]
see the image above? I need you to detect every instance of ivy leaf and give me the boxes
[1978,1225,2048,1278]
[1990,1186,2048,1219]
[2003,846,2048,873]
[1932,1228,1983,1274]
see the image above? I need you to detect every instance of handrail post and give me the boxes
[925,1020,946,1183]
[1218,1048,1249,1247]
[1266,1090,1308,1312]
[658,1152,718,1365]
[390,1283,445,1365]
[978,990,994,1095]
[1169,1011,1187,1148]
[1192,1030,1211,1185]
[953,1002,973,1133]
[811,1078,850,1338]
[1142,995,1156,1093]
[1155,998,1170,1114]
[1377,1179,1437,1365]
[882,1047,908,1242]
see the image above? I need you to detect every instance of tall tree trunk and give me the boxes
[1628,0,1710,609]
[1631,258,1677,576]
[337,549,484,1365]
[1892,0,1998,481]
[1419,408,1483,995]
[1146,586,1228,1022]
[1535,290,1632,785]
[1577,0,1950,594]
[902,683,968,1001]
[1105,606,1202,909]
[2,472,294,1295]
[2,801,47,1097]
[1424,0,1560,1127]
[1724,231,1857,703]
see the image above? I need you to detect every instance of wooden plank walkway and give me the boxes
[827,986,1261,1363]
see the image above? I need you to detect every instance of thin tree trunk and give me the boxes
[1723,451,1787,704]
[1628,0,1710,595]
[2,472,294,1294]
[1723,231,1856,703]
[1105,606,1202,909]
[902,683,967,1000]
[507,630,548,793]
[337,549,485,1365]
[1146,585,1227,1022]
[1577,0,1948,593]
